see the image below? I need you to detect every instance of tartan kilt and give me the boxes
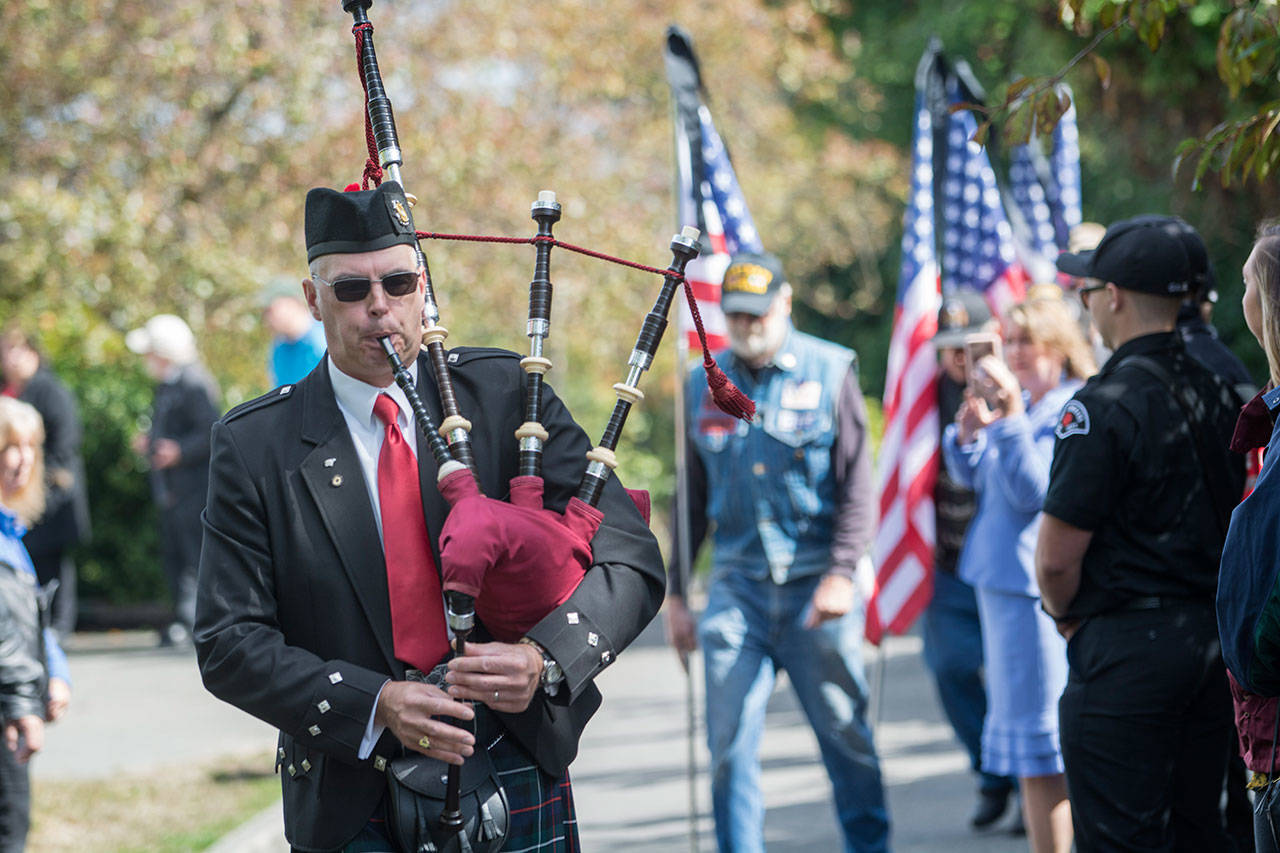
[339,729,579,853]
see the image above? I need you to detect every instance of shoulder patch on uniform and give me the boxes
[1055,399,1090,439]
[445,346,521,366]
[223,385,295,423]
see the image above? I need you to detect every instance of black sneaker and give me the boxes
[971,787,1012,830]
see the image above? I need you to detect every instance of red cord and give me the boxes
[412,230,754,421]
[415,231,681,280]
[352,24,383,189]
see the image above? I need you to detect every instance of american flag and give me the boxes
[869,43,1043,642]
[665,27,763,351]
[1049,93,1083,247]
[866,46,944,645]
[1007,84,1082,275]
[939,70,1029,313]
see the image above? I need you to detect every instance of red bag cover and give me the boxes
[437,472,602,642]
[625,488,651,526]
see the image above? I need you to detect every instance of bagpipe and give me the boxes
[339,1,753,848]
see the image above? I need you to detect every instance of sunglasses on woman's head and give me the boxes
[311,270,420,303]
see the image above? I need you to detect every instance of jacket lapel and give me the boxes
[297,360,398,673]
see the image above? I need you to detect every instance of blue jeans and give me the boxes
[699,569,890,853]
[921,570,1014,794]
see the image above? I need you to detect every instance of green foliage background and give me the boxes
[0,0,1273,607]
[797,0,1275,384]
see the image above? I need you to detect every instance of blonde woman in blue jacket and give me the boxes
[942,294,1095,853]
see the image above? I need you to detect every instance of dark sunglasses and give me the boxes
[312,270,420,303]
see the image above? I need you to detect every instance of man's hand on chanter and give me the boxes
[445,640,541,714]
[375,681,475,765]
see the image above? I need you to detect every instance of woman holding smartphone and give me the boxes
[943,293,1095,853]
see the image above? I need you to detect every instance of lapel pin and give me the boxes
[324,458,336,467]
[331,475,343,487]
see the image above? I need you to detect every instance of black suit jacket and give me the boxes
[195,348,664,851]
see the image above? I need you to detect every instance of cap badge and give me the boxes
[940,299,970,330]
[723,263,772,295]
[391,198,410,226]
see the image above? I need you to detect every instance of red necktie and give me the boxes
[373,393,448,672]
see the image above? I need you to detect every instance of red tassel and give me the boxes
[677,266,755,421]
[704,354,756,420]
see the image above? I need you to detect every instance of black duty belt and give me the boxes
[1113,596,1208,612]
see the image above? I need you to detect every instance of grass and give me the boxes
[27,751,281,852]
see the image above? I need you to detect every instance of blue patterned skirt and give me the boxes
[975,585,1068,778]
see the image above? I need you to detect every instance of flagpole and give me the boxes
[673,327,701,853]
[668,46,702,849]
[870,636,888,731]
[665,27,762,849]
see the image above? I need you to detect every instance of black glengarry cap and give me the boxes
[305,181,417,263]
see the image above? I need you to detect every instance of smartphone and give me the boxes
[963,333,1003,404]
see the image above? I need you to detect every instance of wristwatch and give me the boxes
[519,637,564,695]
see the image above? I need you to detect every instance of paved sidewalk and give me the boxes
[37,632,276,780]
[573,620,1025,853]
[40,624,1024,852]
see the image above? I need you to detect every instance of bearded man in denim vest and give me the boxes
[665,252,889,852]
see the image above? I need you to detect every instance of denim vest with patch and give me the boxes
[688,328,854,584]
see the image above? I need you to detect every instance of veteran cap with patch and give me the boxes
[720,251,786,316]
[305,181,417,263]
[1055,216,1193,297]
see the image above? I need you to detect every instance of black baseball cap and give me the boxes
[933,289,993,349]
[1128,214,1217,299]
[1056,216,1192,297]
[720,252,786,316]
[305,181,418,263]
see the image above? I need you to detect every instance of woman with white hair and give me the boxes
[0,397,71,849]
[126,314,221,647]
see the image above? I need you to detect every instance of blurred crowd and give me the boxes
[0,285,323,850]
[666,214,1280,853]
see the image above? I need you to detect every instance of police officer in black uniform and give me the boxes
[1034,217,1245,852]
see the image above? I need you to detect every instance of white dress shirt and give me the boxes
[328,357,420,542]
[326,357,437,758]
